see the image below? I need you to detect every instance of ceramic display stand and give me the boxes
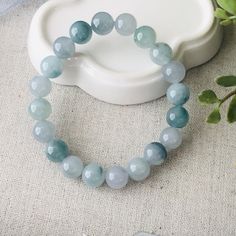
[28,0,222,105]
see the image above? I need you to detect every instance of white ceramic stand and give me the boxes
[28,0,222,105]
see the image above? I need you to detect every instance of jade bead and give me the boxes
[29,76,52,97]
[82,163,106,188]
[127,158,150,181]
[61,156,83,178]
[45,139,69,163]
[40,56,63,79]
[166,106,189,128]
[134,26,156,48]
[70,21,92,44]
[115,13,137,36]
[33,120,55,143]
[28,98,52,120]
[53,36,75,58]
[150,43,173,65]
[91,12,114,35]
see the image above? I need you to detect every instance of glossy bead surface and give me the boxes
[45,139,69,163]
[166,106,189,128]
[61,156,83,178]
[40,56,63,79]
[91,12,114,35]
[33,120,55,143]
[160,127,182,150]
[69,21,92,44]
[167,83,190,105]
[115,13,137,36]
[134,26,156,48]
[82,163,105,188]
[53,36,75,58]
[29,76,52,97]
[162,60,186,83]
[28,98,52,120]
[127,158,150,181]
[150,43,172,65]
[106,166,129,189]
[144,142,167,166]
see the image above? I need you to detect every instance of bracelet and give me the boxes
[28,12,190,189]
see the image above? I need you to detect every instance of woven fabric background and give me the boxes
[0,1,235,236]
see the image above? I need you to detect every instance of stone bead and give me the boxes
[162,60,186,83]
[33,120,55,143]
[106,166,129,189]
[29,76,52,97]
[45,139,69,163]
[134,26,156,48]
[40,56,63,79]
[91,12,114,35]
[166,83,190,105]
[115,13,137,36]
[69,21,92,44]
[166,106,189,128]
[61,156,83,179]
[28,98,52,120]
[53,36,75,58]
[82,163,105,188]
[150,43,173,65]
[160,127,182,151]
[144,142,167,166]
[127,158,150,181]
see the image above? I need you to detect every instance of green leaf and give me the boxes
[217,0,236,15]
[215,8,229,19]
[216,75,236,87]
[207,108,221,124]
[227,95,236,123]
[198,90,220,104]
[220,19,233,25]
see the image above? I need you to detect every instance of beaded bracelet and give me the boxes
[28,12,190,189]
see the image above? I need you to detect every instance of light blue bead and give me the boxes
[53,36,75,58]
[166,83,190,105]
[115,13,137,36]
[106,166,129,189]
[45,139,69,163]
[134,26,156,48]
[127,158,150,181]
[28,98,52,120]
[160,127,182,151]
[40,56,63,79]
[91,12,114,35]
[166,106,189,128]
[33,120,55,143]
[29,76,52,97]
[69,21,92,44]
[162,60,186,83]
[144,142,167,166]
[150,43,172,65]
[61,155,83,178]
[82,163,105,188]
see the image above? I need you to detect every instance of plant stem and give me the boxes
[219,89,236,107]
[229,15,236,20]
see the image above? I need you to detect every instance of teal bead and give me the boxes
[69,21,92,44]
[61,156,83,178]
[134,26,156,48]
[29,76,52,97]
[160,127,182,150]
[91,12,114,35]
[167,83,190,105]
[40,56,63,79]
[115,13,137,36]
[144,142,167,166]
[45,139,69,163]
[53,36,75,58]
[33,120,55,143]
[28,98,52,120]
[82,163,105,188]
[162,60,186,83]
[127,158,150,181]
[166,106,189,128]
[150,43,173,65]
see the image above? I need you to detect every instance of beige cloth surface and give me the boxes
[0,1,236,236]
